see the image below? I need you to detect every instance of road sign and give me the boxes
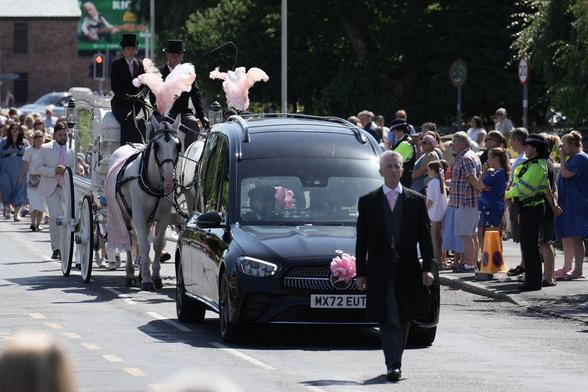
[518,58,529,85]
[449,58,468,88]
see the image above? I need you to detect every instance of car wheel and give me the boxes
[176,259,206,323]
[406,324,437,347]
[219,273,241,343]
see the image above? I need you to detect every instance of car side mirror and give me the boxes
[196,211,223,229]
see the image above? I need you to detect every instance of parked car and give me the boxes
[17,92,71,117]
[175,114,440,344]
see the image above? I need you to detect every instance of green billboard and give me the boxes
[77,0,147,51]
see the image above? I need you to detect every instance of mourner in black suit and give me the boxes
[151,39,209,149]
[355,150,435,382]
[110,33,146,145]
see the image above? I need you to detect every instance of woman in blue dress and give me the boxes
[0,123,29,220]
[554,131,588,280]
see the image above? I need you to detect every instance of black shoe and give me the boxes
[386,367,402,382]
[508,265,525,276]
[160,252,171,263]
[30,224,36,231]
[518,284,541,292]
[51,250,61,260]
[542,280,557,287]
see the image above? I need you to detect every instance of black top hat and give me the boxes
[120,33,138,48]
[163,40,185,54]
[389,119,409,133]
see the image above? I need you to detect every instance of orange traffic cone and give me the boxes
[475,230,507,281]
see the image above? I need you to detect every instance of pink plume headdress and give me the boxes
[133,58,196,116]
[209,66,269,111]
[330,251,357,283]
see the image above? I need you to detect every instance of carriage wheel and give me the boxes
[76,196,94,283]
[60,167,75,277]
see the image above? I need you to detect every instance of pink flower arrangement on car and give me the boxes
[274,186,296,209]
[330,250,357,283]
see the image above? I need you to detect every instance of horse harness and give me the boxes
[116,129,183,224]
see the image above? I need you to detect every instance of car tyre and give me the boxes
[407,324,437,347]
[219,273,241,343]
[176,259,206,323]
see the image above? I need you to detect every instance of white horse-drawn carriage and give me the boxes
[57,87,205,288]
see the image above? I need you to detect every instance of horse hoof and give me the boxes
[124,278,135,287]
[153,278,163,289]
[141,282,155,291]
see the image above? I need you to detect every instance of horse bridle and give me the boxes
[150,127,182,169]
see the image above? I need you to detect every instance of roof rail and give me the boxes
[245,113,367,144]
[228,115,250,142]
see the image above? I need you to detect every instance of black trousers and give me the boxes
[519,203,545,288]
[379,277,410,369]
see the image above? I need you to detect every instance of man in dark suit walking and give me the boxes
[355,150,435,382]
[110,33,146,145]
[152,39,209,149]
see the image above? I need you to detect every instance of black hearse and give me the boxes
[175,114,439,343]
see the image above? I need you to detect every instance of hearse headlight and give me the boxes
[237,256,277,277]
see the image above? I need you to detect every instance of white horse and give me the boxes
[107,117,182,291]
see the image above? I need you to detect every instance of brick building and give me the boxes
[0,0,102,106]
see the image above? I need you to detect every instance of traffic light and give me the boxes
[93,54,105,80]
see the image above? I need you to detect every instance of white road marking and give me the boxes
[61,332,81,339]
[149,384,168,392]
[29,313,46,319]
[123,367,147,377]
[146,312,192,332]
[103,354,123,363]
[208,342,275,370]
[45,323,63,329]
[103,287,136,305]
[305,387,327,392]
[81,342,102,350]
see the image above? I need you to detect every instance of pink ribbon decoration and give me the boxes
[274,186,296,209]
[330,252,357,283]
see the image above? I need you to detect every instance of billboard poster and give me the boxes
[77,0,146,51]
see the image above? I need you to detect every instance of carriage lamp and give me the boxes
[65,97,76,149]
[208,101,222,125]
[66,97,77,130]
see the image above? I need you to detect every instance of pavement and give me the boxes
[440,239,588,324]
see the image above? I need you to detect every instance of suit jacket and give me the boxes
[34,141,76,197]
[355,185,434,322]
[149,64,206,121]
[110,57,145,124]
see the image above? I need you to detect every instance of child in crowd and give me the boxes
[426,160,449,266]
[476,147,510,236]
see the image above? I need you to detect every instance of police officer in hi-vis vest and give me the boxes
[505,134,551,291]
[390,119,416,188]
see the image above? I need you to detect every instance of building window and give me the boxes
[14,23,28,54]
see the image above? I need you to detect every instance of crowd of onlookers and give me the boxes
[0,106,62,229]
[350,107,588,291]
[0,106,91,232]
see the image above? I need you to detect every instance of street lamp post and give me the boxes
[281,0,287,113]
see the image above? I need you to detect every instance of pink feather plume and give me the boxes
[133,59,196,116]
[209,66,269,111]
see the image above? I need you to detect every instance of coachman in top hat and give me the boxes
[150,39,209,148]
[110,33,146,145]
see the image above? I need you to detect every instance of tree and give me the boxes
[513,0,588,124]
[134,0,531,127]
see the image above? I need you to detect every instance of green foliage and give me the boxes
[513,0,588,124]
[135,0,544,127]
